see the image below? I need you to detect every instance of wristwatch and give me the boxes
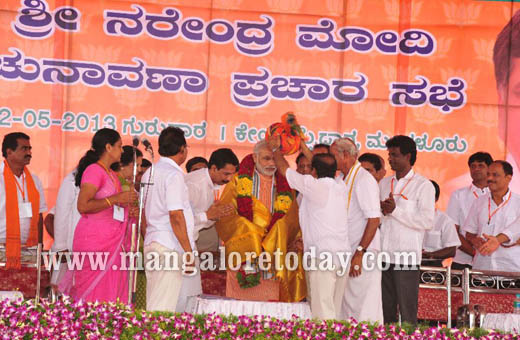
[356,245,367,253]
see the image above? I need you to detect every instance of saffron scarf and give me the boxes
[3,160,40,269]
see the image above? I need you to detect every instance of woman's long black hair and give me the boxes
[74,128,121,187]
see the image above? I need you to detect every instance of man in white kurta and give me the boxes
[50,170,81,288]
[143,127,195,312]
[176,148,238,312]
[270,139,350,320]
[422,210,461,264]
[422,181,461,266]
[462,161,520,272]
[379,135,435,325]
[330,138,383,324]
[446,152,493,269]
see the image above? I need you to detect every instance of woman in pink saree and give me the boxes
[60,128,137,303]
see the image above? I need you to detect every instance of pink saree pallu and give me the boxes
[59,163,133,304]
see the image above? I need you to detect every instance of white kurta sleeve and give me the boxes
[53,173,76,252]
[460,199,482,237]
[446,191,462,226]
[355,173,381,219]
[286,168,324,200]
[500,215,520,246]
[440,213,462,248]
[186,181,214,232]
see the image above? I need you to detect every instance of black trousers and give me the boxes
[381,263,420,324]
[451,262,472,270]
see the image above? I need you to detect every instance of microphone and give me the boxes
[132,136,140,147]
[141,138,152,151]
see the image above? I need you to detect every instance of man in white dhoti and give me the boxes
[176,148,239,312]
[143,127,195,312]
[269,137,351,320]
[330,138,383,324]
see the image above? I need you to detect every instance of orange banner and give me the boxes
[1,0,520,214]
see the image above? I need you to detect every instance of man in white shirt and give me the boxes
[462,161,520,272]
[176,148,238,312]
[186,149,238,253]
[142,127,195,312]
[269,136,350,320]
[422,180,461,267]
[446,152,493,270]
[330,138,383,323]
[379,135,435,325]
[0,133,47,263]
[49,170,81,289]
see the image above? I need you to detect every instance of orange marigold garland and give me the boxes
[236,154,292,232]
[235,154,293,289]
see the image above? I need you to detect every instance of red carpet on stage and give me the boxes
[418,288,514,320]
[0,268,50,298]
[201,270,226,296]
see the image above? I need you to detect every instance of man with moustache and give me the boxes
[215,140,305,302]
[175,148,239,312]
[186,148,239,253]
[462,161,520,272]
[0,132,47,294]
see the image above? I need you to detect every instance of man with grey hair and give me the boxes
[253,140,277,177]
[215,139,306,302]
[330,138,383,324]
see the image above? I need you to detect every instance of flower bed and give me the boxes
[0,297,515,339]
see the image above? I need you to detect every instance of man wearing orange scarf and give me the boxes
[0,132,47,272]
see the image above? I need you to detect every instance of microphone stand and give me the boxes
[128,139,139,303]
[131,143,154,304]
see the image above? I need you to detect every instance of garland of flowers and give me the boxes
[235,154,293,289]
[236,154,293,232]
[236,269,261,288]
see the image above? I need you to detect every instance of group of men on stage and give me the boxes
[1,126,520,325]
